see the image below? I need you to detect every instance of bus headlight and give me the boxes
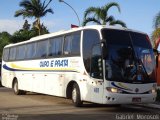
[149,87,157,94]
[151,88,156,94]
[106,87,122,93]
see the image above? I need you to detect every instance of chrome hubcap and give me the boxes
[14,82,18,92]
[72,88,77,103]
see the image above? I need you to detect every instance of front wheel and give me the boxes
[13,80,26,95]
[72,83,83,107]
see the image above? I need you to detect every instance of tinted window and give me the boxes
[26,43,36,59]
[102,29,156,83]
[3,48,9,61]
[35,40,48,58]
[131,33,151,48]
[83,30,100,74]
[102,29,131,45]
[49,37,63,57]
[72,32,81,55]
[64,32,80,55]
[91,45,103,79]
[9,47,16,61]
[16,45,26,60]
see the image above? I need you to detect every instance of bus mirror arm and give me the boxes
[101,39,108,59]
[153,49,159,68]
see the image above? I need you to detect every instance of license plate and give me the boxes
[132,97,141,103]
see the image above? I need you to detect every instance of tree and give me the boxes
[11,20,49,43]
[152,28,160,48]
[14,0,53,35]
[23,20,31,30]
[152,11,160,48]
[153,11,160,29]
[82,2,126,27]
[32,20,49,35]
[0,32,11,59]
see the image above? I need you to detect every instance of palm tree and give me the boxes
[153,11,160,29]
[82,2,126,27]
[152,11,160,48]
[15,0,53,35]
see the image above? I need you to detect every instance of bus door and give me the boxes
[89,44,104,103]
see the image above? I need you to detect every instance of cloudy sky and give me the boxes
[0,0,160,36]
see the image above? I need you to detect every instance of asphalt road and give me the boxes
[0,87,160,120]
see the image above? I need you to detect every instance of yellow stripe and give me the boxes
[10,63,80,72]
[118,83,132,91]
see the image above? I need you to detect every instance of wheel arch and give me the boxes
[12,77,18,88]
[66,80,80,99]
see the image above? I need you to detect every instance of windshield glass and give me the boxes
[102,29,156,83]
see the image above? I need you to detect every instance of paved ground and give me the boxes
[0,87,160,120]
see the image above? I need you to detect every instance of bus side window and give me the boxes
[26,43,36,59]
[49,37,63,57]
[83,30,100,75]
[64,35,72,55]
[91,44,103,79]
[16,45,26,60]
[9,47,16,61]
[63,32,80,56]
[35,40,48,58]
[3,48,9,61]
[72,32,80,55]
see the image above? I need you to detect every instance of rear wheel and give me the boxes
[0,80,2,87]
[72,83,83,107]
[13,80,26,95]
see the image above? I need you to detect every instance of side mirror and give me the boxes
[153,49,159,68]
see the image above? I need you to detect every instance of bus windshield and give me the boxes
[102,29,156,83]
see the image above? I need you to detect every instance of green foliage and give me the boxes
[11,20,49,43]
[0,32,11,59]
[151,28,160,48]
[153,11,160,29]
[0,20,49,59]
[15,0,53,35]
[82,2,126,27]
[11,30,34,43]
[152,11,160,48]
[14,0,53,18]
[23,19,31,30]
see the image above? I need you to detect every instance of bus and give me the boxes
[0,62,2,87]
[1,25,157,107]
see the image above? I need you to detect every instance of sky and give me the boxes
[0,0,160,37]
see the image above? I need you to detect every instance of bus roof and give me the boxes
[4,25,147,48]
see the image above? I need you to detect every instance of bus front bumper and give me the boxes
[103,93,157,104]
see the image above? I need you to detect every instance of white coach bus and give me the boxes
[1,25,157,106]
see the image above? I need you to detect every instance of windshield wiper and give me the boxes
[128,33,150,81]
[137,58,150,81]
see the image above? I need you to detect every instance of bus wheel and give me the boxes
[13,80,26,95]
[72,83,83,107]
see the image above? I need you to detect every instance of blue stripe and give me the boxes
[3,64,78,73]
[111,82,132,91]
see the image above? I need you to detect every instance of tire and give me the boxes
[13,80,26,95]
[0,81,2,87]
[72,83,83,107]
